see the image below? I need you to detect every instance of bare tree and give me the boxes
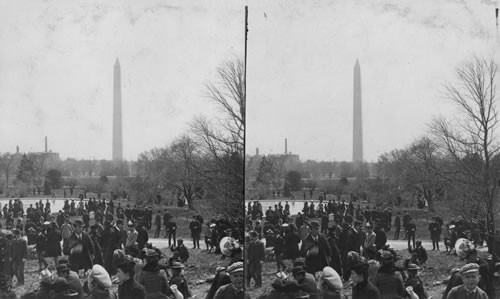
[0,153,19,197]
[191,59,245,221]
[430,56,500,253]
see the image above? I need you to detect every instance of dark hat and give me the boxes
[292,266,306,276]
[351,261,369,272]
[177,239,183,243]
[116,219,124,225]
[380,251,394,260]
[249,231,258,237]
[460,263,480,275]
[465,248,478,258]
[56,264,70,273]
[310,221,320,228]
[58,257,69,266]
[73,220,83,226]
[407,263,421,271]
[52,277,70,293]
[116,259,136,273]
[145,249,159,258]
[11,229,20,235]
[171,262,185,269]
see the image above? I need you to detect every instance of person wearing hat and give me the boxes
[137,223,149,250]
[189,216,202,250]
[213,262,248,299]
[117,259,146,299]
[169,262,191,299]
[446,263,489,299]
[174,239,189,264]
[374,250,404,299]
[351,261,380,299]
[137,249,170,299]
[87,264,117,299]
[429,217,441,251]
[406,219,417,251]
[67,219,94,273]
[35,226,49,271]
[318,266,345,299]
[463,249,494,298]
[36,268,54,299]
[289,266,318,299]
[274,229,287,273]
[284,224,300,264]
[410,240,428,266]
[247,230,265,288]
[404,263,427,299]
[363,223,377,259]
[326,226,343,277]
[101,220,122,274]
[165,218,177,248]
[46,222,63,266]
[10,228,27,286]
[126,221,138,248]
[300,221,331,276]
[154,211,162,238]
[57,263,83,297]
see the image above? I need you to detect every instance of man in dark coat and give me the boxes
[101,220,122,274]
[67,219,94,272]
[10,229,27,286]
[175,239,189,263]
[393,212,401,240]
[136,223,149,250]
[189,216,202,249]
[154,212,162,238]
[300,221,331,275]
[326,226,342,276]
[247,230,265,288]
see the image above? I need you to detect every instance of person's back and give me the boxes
[138,268,170,299]
[375,269,404,299]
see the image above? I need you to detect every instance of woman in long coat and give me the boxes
[45,222,62,264]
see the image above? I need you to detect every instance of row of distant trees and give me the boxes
[248,56,500,254]
[0,59,245,222]
[130,59,245,221]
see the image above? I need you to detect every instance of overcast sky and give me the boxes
[0,0,244,160]
[1,1,499,163]
[246,0,500,162]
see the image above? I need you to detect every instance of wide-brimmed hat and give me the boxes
[407,263,421,271]
[171,262,185,269]
[292,266,306,276]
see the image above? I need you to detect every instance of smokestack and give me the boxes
[256,147,259,156]
[496,8,498,27]
[285,138,288,155]
[45,136,47,153]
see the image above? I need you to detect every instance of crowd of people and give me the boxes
[0,197,245,299]
[246,199,500,299]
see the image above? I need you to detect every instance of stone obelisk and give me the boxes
[113,58,123,161]
[353,59,363,163]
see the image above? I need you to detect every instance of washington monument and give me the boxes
[353,59,363,163]
[113,58,123,161]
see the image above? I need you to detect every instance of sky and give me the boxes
[0,0,245,160]
[1,1,499,163]
[245,0,500,162]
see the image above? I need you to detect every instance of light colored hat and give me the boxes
[89,264,112,289]
[460,263,479,275]
[226,262,244,274]
[322,266,342,290]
